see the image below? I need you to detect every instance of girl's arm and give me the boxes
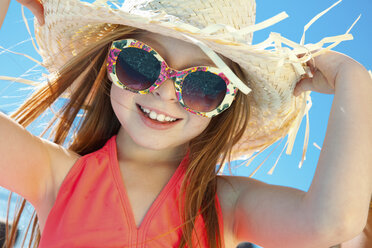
[0,0,52,209]
[220,51,372,248]
[296,51,372,241]
[0,111,53,208]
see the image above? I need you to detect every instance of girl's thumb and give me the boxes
[293,78,313,97]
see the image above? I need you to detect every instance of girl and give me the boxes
[0,0,371,247]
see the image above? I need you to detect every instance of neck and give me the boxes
[115,128,188,168]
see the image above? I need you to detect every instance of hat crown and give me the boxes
[35,0,315,162]
[122,0,256,43]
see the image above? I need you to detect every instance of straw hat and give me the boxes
[34,0,354,170]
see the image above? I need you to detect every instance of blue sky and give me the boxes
[0,1,371,247]
[0,0,371,198]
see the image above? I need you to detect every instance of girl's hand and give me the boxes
[294,51,369,96]
[16,0,44,25]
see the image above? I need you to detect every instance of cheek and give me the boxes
[110,84,133,108]
[185,113,211,138]
[110,84,135,121]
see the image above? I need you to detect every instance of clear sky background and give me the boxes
[0,0,371,246]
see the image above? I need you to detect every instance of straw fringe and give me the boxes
[300,0,343,45]
[21,6,40,56]
[0,76,39,87]
[0,45,41,65]
[1,0,358,173]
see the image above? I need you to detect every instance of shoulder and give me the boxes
[216,175,265,245]
[43,140,81,199]
[217,175,270,207]
[216,174,309,245]
[216,174,276,218]
[45,138,115,198]
[216,175,270,212]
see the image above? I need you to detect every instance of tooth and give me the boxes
[141,106,150,113]
[149,111,157,120]
[157,114,165,122]
[142,107,177,122]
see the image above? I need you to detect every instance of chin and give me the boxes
[130,132,184,151]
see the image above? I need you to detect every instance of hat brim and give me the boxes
[35,0,310,162]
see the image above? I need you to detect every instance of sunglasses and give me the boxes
[107,38,238,117]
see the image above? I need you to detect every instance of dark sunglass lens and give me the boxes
[182,71,227,112]
[116,47,161,91]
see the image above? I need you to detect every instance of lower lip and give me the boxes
[136,104,181,130]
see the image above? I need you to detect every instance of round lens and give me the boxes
[182,71,227,112]
[116,47,161,91]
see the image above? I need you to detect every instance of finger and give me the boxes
[306,57,317,76]
[294,77,313,97]
[17,0,45,25]
[294,68,335,96]
[29,2,44,25]
[309,51,347,88]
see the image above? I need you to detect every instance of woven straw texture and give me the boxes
[34,0,352,163]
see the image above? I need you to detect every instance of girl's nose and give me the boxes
[152,78,178,102]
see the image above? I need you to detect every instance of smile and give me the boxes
[136,104,182,130]
[138,105,178,122]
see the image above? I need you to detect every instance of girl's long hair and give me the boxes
[2,24,250,248]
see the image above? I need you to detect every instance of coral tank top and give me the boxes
[38,136,224,247]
